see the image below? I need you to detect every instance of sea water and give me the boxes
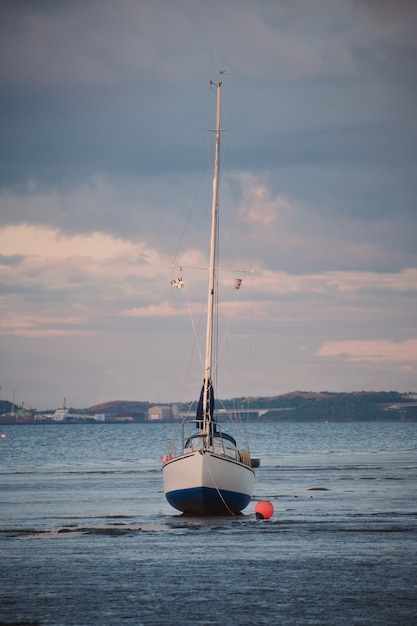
[1,422,416,625]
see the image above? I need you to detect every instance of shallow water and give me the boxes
[1,422,416,625]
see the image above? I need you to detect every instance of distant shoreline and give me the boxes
[1,391,416,425]
[1,415,416,425]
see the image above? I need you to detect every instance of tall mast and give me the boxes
[203,81,222,425]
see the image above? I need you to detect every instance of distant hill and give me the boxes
[86,400,152,418]
[219,391,417,422]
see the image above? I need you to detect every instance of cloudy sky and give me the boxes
[1,0,416,410]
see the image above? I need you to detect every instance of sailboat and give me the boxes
[162,81,255,515]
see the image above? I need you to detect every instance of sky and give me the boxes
[0,0,416,410]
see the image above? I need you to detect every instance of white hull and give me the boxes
[163,449,254,515]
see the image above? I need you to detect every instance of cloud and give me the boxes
[352,0,417,26]
[317,339,417,363]
[0,224,141,260]
[225,170,417,273]
[254,267,417,297]
[0,1,416,407]
[0,305,93,338]
[0,223,170,338]
[231,172,291,225]
[122,302,184,318]
[0,254,25,267]
[0,0,369,93]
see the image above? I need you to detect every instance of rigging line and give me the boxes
[212,287,241,388]
[216,397,251,449]
[171,163,208,267]
[228,166,254,273]
[227,270,255,427]
[247,270,255,409]
[206,130,213,188]
[167,267,175,408]
[225,169,255,422]
[181,282,205,397]
[205,456,236,516]
[171,265,205,403]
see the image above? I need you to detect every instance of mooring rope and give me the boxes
[205,452,236,516]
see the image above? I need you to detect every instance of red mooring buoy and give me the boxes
[255,500,274,519]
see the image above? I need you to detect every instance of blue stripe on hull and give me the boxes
[166,486,252,516]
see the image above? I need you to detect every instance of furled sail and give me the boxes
[196,379,214,429]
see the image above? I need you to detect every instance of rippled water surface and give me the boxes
[1,422,416,625]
